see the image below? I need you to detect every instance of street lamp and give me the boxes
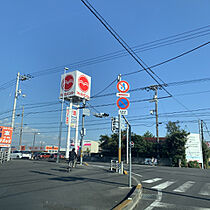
[32,132,40,148]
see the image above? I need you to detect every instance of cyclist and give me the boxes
[68,148,77,172]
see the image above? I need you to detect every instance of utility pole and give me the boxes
[144,85,162,160]
[118,74,122,164]
[19,106,24,150]
[201,120,204,169]
[8,72,20,159]
[57,67,68,163]
[8,73,31,160]
[201,120,204,143]
[80,99,86,165]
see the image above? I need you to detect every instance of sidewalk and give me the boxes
[0,160,136,210]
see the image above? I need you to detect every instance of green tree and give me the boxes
[165,121,189,167]
[202,142,210,168]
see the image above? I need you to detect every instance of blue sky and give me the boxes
[0,0,210,147]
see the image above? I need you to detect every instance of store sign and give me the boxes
[0,126,13,147]
[60,70,91,101]
[185,133,203,164]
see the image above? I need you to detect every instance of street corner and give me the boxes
[113,183,143,210]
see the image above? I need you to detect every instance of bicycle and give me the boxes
[67,159,77,172]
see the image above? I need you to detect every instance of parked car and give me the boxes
[39,152,51,159]
[144,158,157,166]
[50,152,65,160]
[33,152,42,160]
[21,151,32,159]
[10,151,23,159]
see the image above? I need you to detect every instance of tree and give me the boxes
[165,121,189,167]
[202,142,210,168]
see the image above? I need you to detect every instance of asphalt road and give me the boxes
[130,164,210,210]
[0,160,133,210]
[85,162,210,210]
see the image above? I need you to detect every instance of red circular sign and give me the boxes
[117,81,130,93]
[116,97,130,110]
[62,74,74,91]
[78,75,89,92]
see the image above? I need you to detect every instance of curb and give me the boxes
[83,162,89,166]
[113,183,142,210]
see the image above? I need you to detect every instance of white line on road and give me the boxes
[144,190,162,210]
[173,181,195,193]
[199,183,210,196]
[90,164,106,168]
[142,178,162,184]
[132,172,142,177]
[152,181,175,190]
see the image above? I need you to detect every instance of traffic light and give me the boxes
[111,117,119,133]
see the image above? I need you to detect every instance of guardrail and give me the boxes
[110,160,124,174]
[0,151,9,164]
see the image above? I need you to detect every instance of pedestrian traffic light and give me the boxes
[111,117,119,133]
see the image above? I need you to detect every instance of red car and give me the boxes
[39,152,51,159]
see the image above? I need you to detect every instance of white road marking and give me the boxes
[152,181,175,190]
[173,181,195,193]
[142,178,162,184]
[144,190,162,210]
[90,164,105,168]
[199,183,210,196]
[132,172,142,177]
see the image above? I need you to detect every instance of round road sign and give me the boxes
[117,97,130,110]
[117,80,130,93]
[62,74,74,91]
[78,75,89,92]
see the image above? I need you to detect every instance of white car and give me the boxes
[21,151,32,159]
[10,151,23,159]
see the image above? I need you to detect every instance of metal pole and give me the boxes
[19,106,24,151]
[154,87,160,161]
[126,123,129,164]
[57,68,67,163]
[8,72,20,159]
[80,99,86,165]
[118,74,122,166]
[66,99,73,159]
[33,133,36,148]
[201,120,204,169]
[75,104,80,154]
[129,124,132,188]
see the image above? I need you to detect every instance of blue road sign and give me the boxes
[117,97,130,110]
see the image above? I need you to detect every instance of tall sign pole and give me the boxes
[74,104,80,154]
[66,98,73,159]
[117,74,122,164]
[116,77,130,173]
[80,99,86,165]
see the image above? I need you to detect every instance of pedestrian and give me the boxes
[68,148,77,171]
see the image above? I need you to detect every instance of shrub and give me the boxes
[188,160,200,168]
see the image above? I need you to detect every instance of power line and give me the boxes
[122,41,210,76]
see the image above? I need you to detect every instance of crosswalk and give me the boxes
[141,177,210,210]
[141,177,210,196]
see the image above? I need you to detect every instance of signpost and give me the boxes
[117,80,130,93]
[116,78,130,174]
[117,97,130,110]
